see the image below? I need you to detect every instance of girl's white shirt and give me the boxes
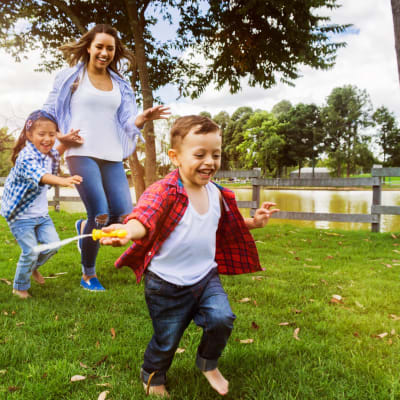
[66,71,123,161]
[17,156,52,220]
[148,182,221,286]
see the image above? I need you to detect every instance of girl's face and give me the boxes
[87,33,116,71]
[27,120,57,154]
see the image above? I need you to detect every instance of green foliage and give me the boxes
[271,100,293,117]
[372,106,400,166]
[0,0,349,100]
[1,212,400,399]
[321,85,373,176]
[0,127,14,176]
[237,111,285,175]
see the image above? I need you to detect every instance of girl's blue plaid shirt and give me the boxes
[0,141,60,223]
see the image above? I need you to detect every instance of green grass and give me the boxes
[1,212,400,399]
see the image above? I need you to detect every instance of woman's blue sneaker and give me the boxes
[75,219,84,253]
[80,277,105,291]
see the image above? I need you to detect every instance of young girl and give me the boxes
[1,110,83,299]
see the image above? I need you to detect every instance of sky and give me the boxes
[0,0,399,135]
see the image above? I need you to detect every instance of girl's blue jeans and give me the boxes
[66,156,133,276]
[141,268,236,386]
[9,215,59,291]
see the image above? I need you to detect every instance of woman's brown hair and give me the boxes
[59,24,136,76]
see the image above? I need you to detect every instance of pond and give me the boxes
[47,187,400,233]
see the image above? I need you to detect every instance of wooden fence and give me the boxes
[1,167,400,232]
[216,167,400,233]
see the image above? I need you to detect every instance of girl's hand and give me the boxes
[60,175,83,187]
[57,129,84,147]
[251,202,280,229]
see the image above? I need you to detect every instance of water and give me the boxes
[9,186,397,233]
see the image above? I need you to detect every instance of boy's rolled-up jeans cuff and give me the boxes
[195,352,218,371]
[140,368,166,386]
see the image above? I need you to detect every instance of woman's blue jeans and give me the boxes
[9,216,59,291]
[141,268,236,386]
[67,156,133,276]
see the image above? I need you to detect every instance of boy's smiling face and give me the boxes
[168,127,222,189]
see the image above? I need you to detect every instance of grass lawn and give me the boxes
[1,211,400,399]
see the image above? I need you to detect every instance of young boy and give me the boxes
[100,115,278,397]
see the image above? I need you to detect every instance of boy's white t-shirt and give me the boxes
[66,71,123,161]
[147,182,221,286]
[17,156,52,219]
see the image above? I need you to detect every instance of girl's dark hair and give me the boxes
[11,114,57,165]
[59,24,136,76]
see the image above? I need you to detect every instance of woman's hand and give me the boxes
[135,105,171,128]
[57,129,84,147]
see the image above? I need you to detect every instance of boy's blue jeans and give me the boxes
[141,268,236,386]
[9,216,59,291]
[67,156,133,276]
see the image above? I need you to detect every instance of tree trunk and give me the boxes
[392,0,400,84]
[124,0,158,191]
[128,152,145,203]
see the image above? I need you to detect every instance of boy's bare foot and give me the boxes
[202,368,229,395]
[32,270,45,285]
[12,289,31,299]
[142,382,170,397]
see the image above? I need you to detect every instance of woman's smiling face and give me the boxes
[87,33,116,70]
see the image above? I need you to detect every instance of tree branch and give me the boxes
[43,0,86,35]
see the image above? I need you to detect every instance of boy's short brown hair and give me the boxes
[170,115,220,149]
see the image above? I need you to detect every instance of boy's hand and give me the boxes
[250,202,280,229]
[100,224,133,247]
[60,175,82,187]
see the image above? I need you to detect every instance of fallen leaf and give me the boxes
[295,257,300,261]
[175,348,185,354]
[98,391,109,400]
[355,301,364,309]
[332,294,342,301]
[305,258,313,262]
[320,279,328,285]
[95,356,108,367]
[54,272,68,276]
[3,311,8,316]
[292,309,302,314]
[96,383,112,387]
[0,370,6,374]
[309,299,315,302]
[293,328,300,341]
[251,321,259,330]
[304,264,321,269]
[239,338,254,344]
[110,328,116,339]
[394,243,400,246]
[326,255,334,259]
[0,278,11,285]
[389,314,400,321]
[388,339,393,345]
[353,332,360,337]
[393,250,400,254]
[391,329,396,335]
[238,297,251,303]
[80,362,89,369]
[71,375,86,382]
[55,315,59,321]
[279,322,290,326]
[252,276,265,281]
[391,234,397,239]
[324,232,342,236]
[8,386,19,392]
[16,322,25,327]
[382,263,393,268]
[42,373,48,379]
[330,298,342,305]
[255,240,265,244]
[375,332,388,339]
[253,300,258,306]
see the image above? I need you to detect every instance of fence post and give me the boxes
[371,178,381,232]
[54,185,60,212]
[251,180,260,217]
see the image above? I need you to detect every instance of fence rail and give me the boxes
[1,168,400,232]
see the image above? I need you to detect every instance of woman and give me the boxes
[43,24,170,291]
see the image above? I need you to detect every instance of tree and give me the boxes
[271,100,293,118]
[0,0,350,195]
[321,85,372,177]
[0,127,14,176]
[392,0,400,84]
[372,106,400,165]
[278,103,324,177]
[236,111,285,176]
[212,111,231,170]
